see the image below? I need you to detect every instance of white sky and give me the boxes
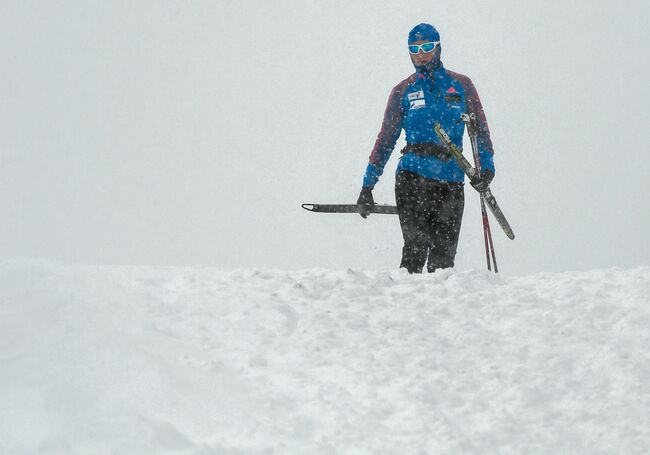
[1,0,649,274]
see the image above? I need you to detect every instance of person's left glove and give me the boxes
[357,187,374,219]
[470,169,494,193]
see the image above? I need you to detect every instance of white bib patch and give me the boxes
[407,90,424,101]
[410,99,426,109]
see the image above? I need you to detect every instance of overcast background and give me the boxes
[1,0,648,275]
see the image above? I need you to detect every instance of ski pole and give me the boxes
[474,130,498,273]
[462,113,498,273]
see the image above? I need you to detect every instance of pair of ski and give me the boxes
[302,116,514,271]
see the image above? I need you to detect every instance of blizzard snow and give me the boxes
[1,257,649,454]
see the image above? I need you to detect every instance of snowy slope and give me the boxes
[1,257,649,454]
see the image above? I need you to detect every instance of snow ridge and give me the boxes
[1,258,649,454]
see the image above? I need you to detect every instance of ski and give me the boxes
[477,188,515,240]
[434,122,515,240]
[302,203,398,215]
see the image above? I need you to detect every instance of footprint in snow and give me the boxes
[276,304,299,336]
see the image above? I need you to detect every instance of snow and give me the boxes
[1,257,649,454]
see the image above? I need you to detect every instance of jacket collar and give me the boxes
[415,59,443,76]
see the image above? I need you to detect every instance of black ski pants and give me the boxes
[395,170,465,273]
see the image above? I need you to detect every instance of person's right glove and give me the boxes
[356,187,374,219]
[470,169,495,193]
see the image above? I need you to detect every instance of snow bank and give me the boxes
[1,257,649,454]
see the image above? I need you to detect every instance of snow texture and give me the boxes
[1,257,649,453]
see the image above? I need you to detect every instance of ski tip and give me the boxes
[301,204,316,212]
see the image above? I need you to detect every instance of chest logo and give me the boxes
[445,86,462,103]
[410,99,426,109]
[407,90,426,109]
[407,90,425,101]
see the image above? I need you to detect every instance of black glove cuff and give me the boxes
[357,187,374,205]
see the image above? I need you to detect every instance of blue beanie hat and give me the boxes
[408,23,440,43]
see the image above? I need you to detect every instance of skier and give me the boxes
[357,23,496,273]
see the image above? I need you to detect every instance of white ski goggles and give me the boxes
[408,41,439,54]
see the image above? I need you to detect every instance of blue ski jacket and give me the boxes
[362,63,495,188]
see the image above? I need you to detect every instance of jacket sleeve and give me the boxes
[362,84,406,188]
[463,78,495,174]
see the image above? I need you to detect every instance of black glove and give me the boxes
[470,169,494,193]
[357,187,374,219]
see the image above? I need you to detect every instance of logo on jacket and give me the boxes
[445,86,462,104]
[407,90,426,109]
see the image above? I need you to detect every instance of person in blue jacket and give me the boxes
[357,23,495,273]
